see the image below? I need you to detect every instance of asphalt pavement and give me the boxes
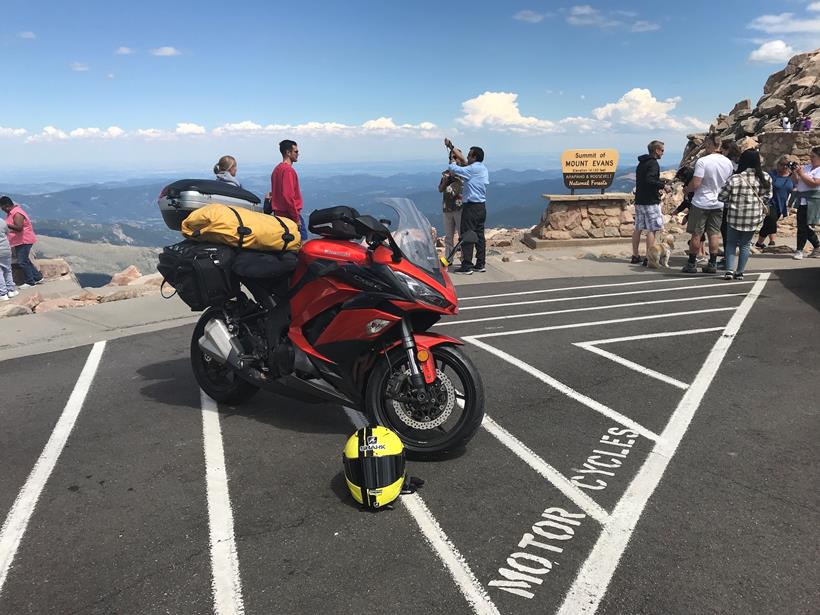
[1,267,818,615]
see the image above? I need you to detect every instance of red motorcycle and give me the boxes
[190,198,484,455]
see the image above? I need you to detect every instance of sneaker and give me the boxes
[641,258,648,267]
[629,255,641,264]
[454,267,473,275]
[733,272,744,281]
[681,262,698,273]
[473,265,486,273]
[768,240,776,247]
[34,278,45,285]
[7,290,18,297]
[723,271,734,280]
[793,250,804,260]
[702,263,718,274]
[17,283,32,289]
[809,248,820,258]
[0,295,7,301]
[754,242,766,250]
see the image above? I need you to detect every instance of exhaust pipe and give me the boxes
[199,319,245,369]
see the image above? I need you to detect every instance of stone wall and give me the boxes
[532,193,634,240]
[759,130,820,168]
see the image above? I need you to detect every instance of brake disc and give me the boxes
[391,368,455,430]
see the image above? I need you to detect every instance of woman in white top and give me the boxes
[790,146,820,259]
[213,155,241,188]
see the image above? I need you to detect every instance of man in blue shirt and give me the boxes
[445,138,489,274]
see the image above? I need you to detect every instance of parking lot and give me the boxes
[1,269,818,614]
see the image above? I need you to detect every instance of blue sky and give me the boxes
[2,0,819,175]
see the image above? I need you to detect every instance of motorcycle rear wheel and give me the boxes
[366,344,484,456]
[190,309,259,404]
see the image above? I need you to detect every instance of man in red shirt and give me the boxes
[269,139,305,237]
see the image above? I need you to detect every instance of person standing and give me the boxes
[444,138,489,274]
[790,146,820,259]
[631,140,670,265]
[438,150,463,263]
[780,116,792,132]
[681,135,734,273]
[269,139,305,237]
[0,196,43,288]
[718,149,772,280]
[213,155,241,187]
[0,215,18,300]
[755,155,794,249]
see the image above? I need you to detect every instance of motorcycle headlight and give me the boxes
[394,271,449,308]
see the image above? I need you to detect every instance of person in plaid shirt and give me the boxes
[718,149,772,280]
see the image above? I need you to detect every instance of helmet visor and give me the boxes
[343,455,405,490]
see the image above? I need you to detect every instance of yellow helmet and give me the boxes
[343,426,406,509]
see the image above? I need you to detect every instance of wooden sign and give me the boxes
[561,149,619,190]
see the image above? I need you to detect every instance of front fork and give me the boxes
[399,319,437,396]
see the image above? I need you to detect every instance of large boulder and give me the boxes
[108,265,142,286]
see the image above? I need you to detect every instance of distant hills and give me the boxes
[1,167,640,247]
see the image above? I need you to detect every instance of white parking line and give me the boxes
[482,416,609,524]
[343,408,500,615]
[0,341,106,597]
[557,273,770,615]
[459,281,752,312]
[201,391,245,615]
[463,337,660,442]
[573,343,689,390]
[579,327,727,346]
[436,294,745,327]
[469,307,736,340]
[458,276,755,301]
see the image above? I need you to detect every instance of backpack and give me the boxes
[157,240,237,311]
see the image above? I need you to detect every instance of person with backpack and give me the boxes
[717,150,772,280]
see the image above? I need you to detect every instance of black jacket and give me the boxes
[635,154,664,205]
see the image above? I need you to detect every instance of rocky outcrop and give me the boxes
[681,49,820,168]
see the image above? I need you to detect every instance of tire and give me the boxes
[365,344,484,456]
[190,308,259,404]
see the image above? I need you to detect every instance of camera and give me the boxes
[788,161,799,170]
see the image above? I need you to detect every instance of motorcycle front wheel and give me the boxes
[365,344,485,456]
[190,308,259,404]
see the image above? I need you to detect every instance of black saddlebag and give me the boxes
[232,249,299,279]
[157,240,237,311]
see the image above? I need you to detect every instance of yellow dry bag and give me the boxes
[181,204,302,252]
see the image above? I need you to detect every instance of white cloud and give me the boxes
[566,5,621,28]
[558,116,610,133]
[18,31,36,40]
[134,128,168,139]
[513,10,546,23]
[68,126,125,139]
[211,117,438,138]
[631,20,660,32]
[107,73,116,79]
[810,2,820,11]
[115,46,135,55]
[25,126,69,143]
[749,40,796,63]
[0,126,27,138]
[69,62,90,72]
[457,91,558,133]
[591,88,704,131]
[748,12,820,34]
[175,122,206,135]
[151,46,181,56]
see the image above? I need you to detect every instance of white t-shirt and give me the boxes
[795,164,820,193]
[692,153,735,210]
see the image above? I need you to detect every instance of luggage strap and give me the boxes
[226,206,252,248]
[270,214,295,251]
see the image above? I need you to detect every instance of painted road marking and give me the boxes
[573,327,728,391]
[0,341,106,597]
[556,273,770,615]
[482,416,609,524]
[436,293,745,328]
[343,408,500,615]
[468,307,736,340]
[459,281,753,312]
[464,337,660,442]
[458,275,759,302]
[201,391,245,615]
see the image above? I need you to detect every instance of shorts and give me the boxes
[686,205,723,237]
[634,203,664,231]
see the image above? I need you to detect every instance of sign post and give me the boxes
[561,149,619,194]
